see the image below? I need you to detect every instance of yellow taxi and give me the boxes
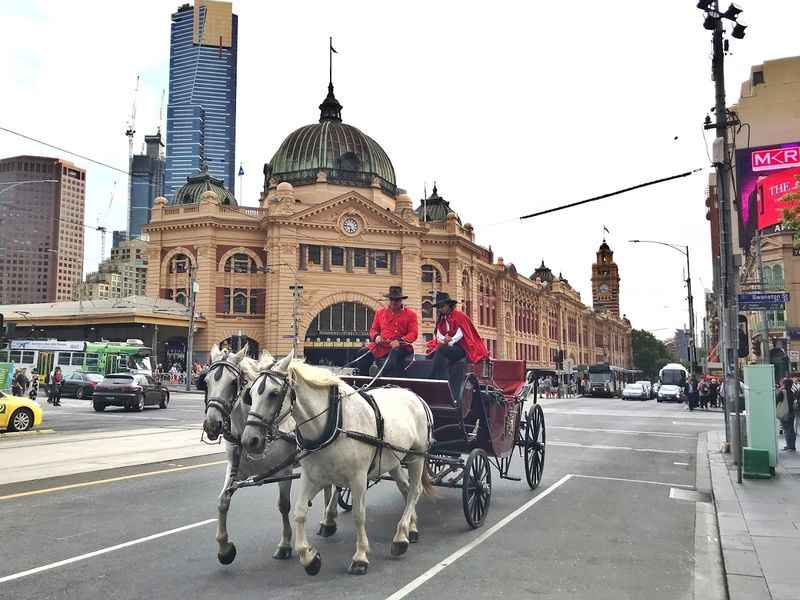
[0,391,43,432]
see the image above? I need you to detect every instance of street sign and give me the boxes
[737,292,790,311]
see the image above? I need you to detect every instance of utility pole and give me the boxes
[685,245,698,375]
[754,229,770,362]
[289,281,304,355]
[185,263,196,392]
[700,0,747,482]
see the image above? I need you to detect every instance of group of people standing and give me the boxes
[353,286,488,380]
[10,366,62,405]
[684,376,721,411]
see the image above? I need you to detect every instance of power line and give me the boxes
[0,125,130,175]
[519,168,703,221]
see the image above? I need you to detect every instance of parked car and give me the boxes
[635,380,653,399]
[657,383,684,403]
[0,391,43,432]
[60,372,105,399]
[622,383,648,401]
[91,373,170,412]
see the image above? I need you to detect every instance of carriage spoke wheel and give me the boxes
[524,404,546,490]
[462,449,491,529]
[336,487,353,512]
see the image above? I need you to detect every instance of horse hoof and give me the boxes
[304,552,322,576]
[317,523,337,538]
[217,542,237,565]
[390,541,409,557]
[348,560,369,575]
[409,531,419,543]
[272,546,292,560]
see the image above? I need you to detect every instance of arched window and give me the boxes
[169,253,190,274]
[421,264,442,320]
[225,253,257,274]
[174,290,187,305]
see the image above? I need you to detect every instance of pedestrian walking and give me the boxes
[49,366,63,406]
[698,378,709,410]
[777,377,796,452]
[29,370,39,401]
[685,376,699,411]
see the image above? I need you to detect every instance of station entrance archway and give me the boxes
[304,301,375,366]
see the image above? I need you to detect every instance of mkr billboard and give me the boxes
[736,142,800,251]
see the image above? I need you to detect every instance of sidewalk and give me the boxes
[0,426,224,486]
[707,429,800,600]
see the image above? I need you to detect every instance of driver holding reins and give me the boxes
[354,286,419,378]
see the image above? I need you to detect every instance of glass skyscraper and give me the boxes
[129,132,165,238]
[164,2,238,202]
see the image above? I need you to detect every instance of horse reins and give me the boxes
[203,359,248,445]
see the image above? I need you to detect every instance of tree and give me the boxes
[631,329,673,381]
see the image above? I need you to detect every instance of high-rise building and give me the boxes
[79,238,149,300]
[0,156,85,304]
[164,1,238,202]
[112,230,128,249]
[591,240,621,317]
[129,131,165,238]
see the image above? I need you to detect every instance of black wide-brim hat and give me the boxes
[434,292,458,307]
[384,285,408,300]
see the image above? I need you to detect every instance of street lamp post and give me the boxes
[629,240,697,375]
[257,263,303,355]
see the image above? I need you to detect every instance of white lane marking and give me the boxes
[549,425,695,438]
[571,474,694,488]
[549,441,689,455]
[674,461,689,466]
[0,519,216,584]
[384,474,574,600]
[672,421,717,427]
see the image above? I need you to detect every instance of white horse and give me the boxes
[241,351,433,576]
[202,345,337,565]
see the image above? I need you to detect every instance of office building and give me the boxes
[129,131,165,238]
[79,238,149,300]
[164,1,238,202]
[0,156,85,303]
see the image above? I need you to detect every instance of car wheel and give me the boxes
[159,392,169,409]
[93,401,106,412]
[133,393,145,412]
[9,408,34,432]
[75,386,85,400]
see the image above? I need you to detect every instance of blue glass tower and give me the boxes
[129,132,165,238]
[164,2,238,202]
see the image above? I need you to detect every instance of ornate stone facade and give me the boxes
[145,86,632,369]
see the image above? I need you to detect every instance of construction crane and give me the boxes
[124,74,140,237]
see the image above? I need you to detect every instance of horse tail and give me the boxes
[420,462,436,497]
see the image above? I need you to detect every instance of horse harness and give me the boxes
[204,359,249,445]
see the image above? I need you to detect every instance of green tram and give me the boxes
[0,339,153,382]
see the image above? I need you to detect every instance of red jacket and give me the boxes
[368,306,419,358]
[426,309,489,364]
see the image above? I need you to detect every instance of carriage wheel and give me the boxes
[462,449,492,529]
[524,404,546,490]
[337,487,352,512]
[426,459,448,481]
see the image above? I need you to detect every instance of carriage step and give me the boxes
[501,475,521,482]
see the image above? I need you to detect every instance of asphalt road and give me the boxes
[0,396,724,600]
[6,391,207,434]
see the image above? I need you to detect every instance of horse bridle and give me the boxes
[245,369,295,444]
[204,359,247,443]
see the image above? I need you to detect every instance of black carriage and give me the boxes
[340,357,545,529]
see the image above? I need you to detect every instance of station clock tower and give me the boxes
[591,240,620,317]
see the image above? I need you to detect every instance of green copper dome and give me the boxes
[264,84,397,196]
[170,164,236,206]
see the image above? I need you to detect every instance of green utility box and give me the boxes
[743,365,778,470]
[743,447,772,479]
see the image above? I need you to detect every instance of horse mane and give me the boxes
[240,350,275,381]
[287,360,346,390]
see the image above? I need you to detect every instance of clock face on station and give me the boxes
[342,216,359,235]
[599,283,610,294]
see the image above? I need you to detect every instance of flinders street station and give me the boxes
[142,82,632,370]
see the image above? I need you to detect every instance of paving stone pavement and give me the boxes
[707,430,800,600]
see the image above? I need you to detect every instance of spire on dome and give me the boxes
[320,37,343,122]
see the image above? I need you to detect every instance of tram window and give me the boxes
[0,350,8,362]
[331,247,344,266]
[308,246,321,265]
[58,352,72,366]
[354,248,366,268]
[71,352,85,366]
[85,353,99,370]
[21,351,35,363]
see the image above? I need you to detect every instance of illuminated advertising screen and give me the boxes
[736,142,800,251]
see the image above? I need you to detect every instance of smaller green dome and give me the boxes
[170,164,236,206]
[416,185,461,224]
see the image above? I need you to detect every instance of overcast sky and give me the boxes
[2,0,799,340]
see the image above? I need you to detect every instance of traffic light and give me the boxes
[737,314,749,358]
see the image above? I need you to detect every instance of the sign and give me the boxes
[752,146,800,172]
[737,292,790,311]
[10,340,85,352]
[789,350,800,362]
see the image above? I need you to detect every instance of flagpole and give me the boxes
[329,36,333,86]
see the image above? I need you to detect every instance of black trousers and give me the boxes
[354,347,411,378]
[429,344,466,380]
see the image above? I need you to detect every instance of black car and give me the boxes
[60,372,104,399]
[92,373,170,412]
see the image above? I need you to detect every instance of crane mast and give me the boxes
[124,74,139,237]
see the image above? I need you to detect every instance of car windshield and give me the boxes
[589,373,611,382]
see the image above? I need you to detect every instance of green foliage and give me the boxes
[631,329,673,381]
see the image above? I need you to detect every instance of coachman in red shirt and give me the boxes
[354,286,419,377]
[426,292,488,380]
